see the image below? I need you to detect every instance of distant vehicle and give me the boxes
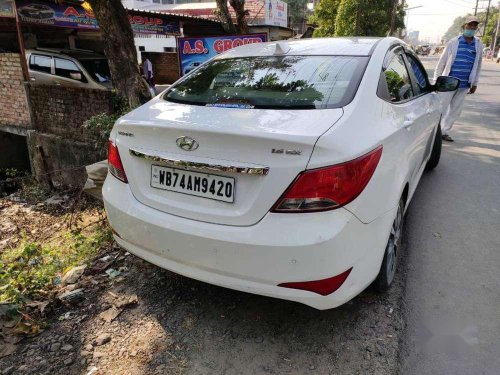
[416,45,431,56]
[18,4,54,19]
[183,61,202,75]
[433,46,445,55]
[26,48,112,90]
[104,37,460,310]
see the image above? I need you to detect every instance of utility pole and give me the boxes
[474,0,479,16]
[484,0,492,39]
[492,18,499,57]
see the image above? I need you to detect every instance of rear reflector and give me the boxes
[272,146,382,213]
[108,140,128,183]
[278,268,352,296]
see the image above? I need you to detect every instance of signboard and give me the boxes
[16,0,98,29]
[177,33,268,76]
[15,1,180,35]
[128,11,180,36]
[0,0,15,18]
[265,0,288,28]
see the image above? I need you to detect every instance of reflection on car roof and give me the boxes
[220,38,383,59]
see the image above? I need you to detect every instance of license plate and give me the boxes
[151,165,235,203]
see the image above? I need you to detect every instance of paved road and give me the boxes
[401,57,500,374]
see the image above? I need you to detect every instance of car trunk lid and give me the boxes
[114,99,343,226]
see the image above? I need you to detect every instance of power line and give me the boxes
[442,0,476,8]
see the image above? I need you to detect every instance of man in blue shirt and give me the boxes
[434,16,483,142]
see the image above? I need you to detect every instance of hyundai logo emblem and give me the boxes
[176,136,199,151]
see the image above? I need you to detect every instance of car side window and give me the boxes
[29,55,51,74]
[406,54,430,95]
[54,58,85,81]
[384,54,414,102]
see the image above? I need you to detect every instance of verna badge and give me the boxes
[176,136,199,151]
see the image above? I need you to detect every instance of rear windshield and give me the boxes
[79,58,111,83]
[164,55,369,109]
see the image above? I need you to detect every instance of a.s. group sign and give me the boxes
[177,33,268,76]
[15,0,180,35]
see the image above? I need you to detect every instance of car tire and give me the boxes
[374,198,404,292]
[425,125,442,171]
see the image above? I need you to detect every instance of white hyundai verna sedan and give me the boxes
[103,37,459,310]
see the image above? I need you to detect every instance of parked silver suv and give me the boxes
[26,48,112,90]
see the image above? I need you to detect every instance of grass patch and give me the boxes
[0,222,113,305]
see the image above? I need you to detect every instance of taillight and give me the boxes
[272,146,382,213]
[107,140,128,183]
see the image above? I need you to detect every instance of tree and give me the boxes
[229,0,249,34]
[85,0,150,108]
[215,0,237,33]
[483,9,499,47]
[334,0,359,36]
[215,0,248,34]
[309,0,342,37]
[310,0,404,37]
[283,0,309,32]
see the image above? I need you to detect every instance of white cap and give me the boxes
[464,16,480,25]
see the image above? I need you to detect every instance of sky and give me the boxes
[405,0,490,43]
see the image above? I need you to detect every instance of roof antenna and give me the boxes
[274,42,290,55]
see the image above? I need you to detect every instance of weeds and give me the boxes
[0,222,113,305]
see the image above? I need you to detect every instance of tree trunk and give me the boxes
[229,0,249,34]
[215,0,237,33]
[87,0,151,108]
[389,0,398,36]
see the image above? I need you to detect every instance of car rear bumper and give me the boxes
[103,177,395,310]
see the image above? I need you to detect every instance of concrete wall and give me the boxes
[0,53,31,130]
[27,85,113,138]
[28,131,107,189]
[134,34,176,60]
[26,85,114,188]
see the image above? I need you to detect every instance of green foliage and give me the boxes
[0,168,28,179]
[385,70,404,100]
[310,0,404,37]
[334,0,358,36]
[309,0,341,37]
[483,11,499,47]
[0,223,113,305]
[83,92,133,138]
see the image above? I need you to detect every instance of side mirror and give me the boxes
[70,72,82,81]
[435,76,460,92]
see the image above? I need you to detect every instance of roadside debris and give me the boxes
[99,307,121,323]
[44,195,69,206]
[57,289,85,304]
[99,293,138,323]
[62,265,87,285]
[105,268,121,278]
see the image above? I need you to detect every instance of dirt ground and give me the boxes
[0,192,407,375]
